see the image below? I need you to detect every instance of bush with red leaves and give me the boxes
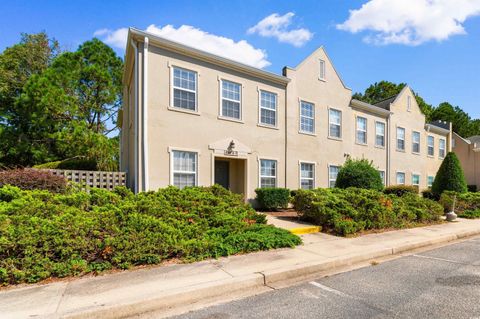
[0,169,67,193]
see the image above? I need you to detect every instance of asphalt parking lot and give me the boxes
[172,237,480,319]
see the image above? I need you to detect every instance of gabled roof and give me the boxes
[374,95,397,110]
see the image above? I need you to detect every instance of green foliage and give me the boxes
[293,188,443,236]
[0,184,301,285]
[468,185,478,192]
[335,158,383,191]
[458,210,480,219]
[430,102,478,138]
[352,81,433,119]
[439,191,480,215]
[432,152,467,196]
[384,185,419,197]
[0,169,67,192]
[33,157,97,171]
[0,34,122,170]
[254,188,290,211]
[421,189,438,201]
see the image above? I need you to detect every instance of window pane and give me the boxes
[329,166,339,188]
[412,174,420,185]
[413,132,420,153]
[260,91,277,126]
[172,150,197,189]
[319,60,326,79]
[222,100,240,119]
[261,108,276,126]
[222,80,240,101]
[261,177,276,188]
[428,136,435,156]
[260,160,276,178]
[261,91,276,110]
[396,173,405,184]
[397,128,405,150]
[173,89,196,110]
[173,68,196,91]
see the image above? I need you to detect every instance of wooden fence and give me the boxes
[46,169,126,190]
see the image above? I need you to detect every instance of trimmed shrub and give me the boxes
[432,152,467,196]
[293,188,443,236]
[33,157,97,171]
[439,191,480,215]
[421,189,438,201]
[458,209,480,219]
[255,188,290,211]
[384,185,418,197]
[0,169,67,193]
[0,184,301,285]
[335,158,383,191]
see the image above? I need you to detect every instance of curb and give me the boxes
[35,227,480,318]
[289,226,321,235]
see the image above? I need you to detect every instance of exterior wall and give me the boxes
[145,45,287,200]
[453,134,480,188]
[121,32,453,200]
[284,48,387,190]
[388,88,449,190]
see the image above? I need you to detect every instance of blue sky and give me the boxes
[1,0,479,118]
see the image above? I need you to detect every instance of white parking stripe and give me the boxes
[309,281,349,297]
[412,254,467,265]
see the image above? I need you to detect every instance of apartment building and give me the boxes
[120,28,452,200]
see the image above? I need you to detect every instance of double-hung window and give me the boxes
[300,162,315,190]
[171,150,197,189]
[379,170,386,185]
[172,67,197,111]
[427,176,435,188]
[356,116,367,144]
[328,165,339,188]
[319,59,326,80]
[375,122,385,147]
[259,91,277,126]
[396,172,406,185]
[397,127,405,151]
[427,136,435,156]
[439,139,446,159]
[412,174,420,186]
[329,109,342,138]
[221,80,241,120]
[260,159,277,188]
[412,131,421,154]
[300,101,315,134]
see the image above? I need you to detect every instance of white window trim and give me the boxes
[439,138,446,159]
[396,171,406,185]
[319,59,326,81]
[299,100,315,135]
[258,89,278,129]
[375,121,386,148]
[411,173,421,186]
[412,131,421,155]
[396,126,406,152]
[299,160,316,189]
[258,157,278,188]
[169,65,198,113]
[328,164,340,188]
[168,147,200,187]
[218,77,243,122]
[355,115,368,145]
[328,107,342,140]
[427,135,435,157]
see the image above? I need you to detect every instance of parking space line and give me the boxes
[412,254,468,265]
[309,281,349,297]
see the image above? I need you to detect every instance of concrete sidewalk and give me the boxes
[2,219,480,319]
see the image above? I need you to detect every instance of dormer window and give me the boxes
[319,59,326,81]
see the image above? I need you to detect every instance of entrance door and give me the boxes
[215,160,230,190]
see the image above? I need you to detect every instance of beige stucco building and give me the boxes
[120,28,452,200]
[452,133,480,189]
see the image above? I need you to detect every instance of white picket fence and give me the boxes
[46,169,126,190]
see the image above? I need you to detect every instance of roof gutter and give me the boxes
[128,28,290,87]
[425,124,450,136]
[350,99,392,117]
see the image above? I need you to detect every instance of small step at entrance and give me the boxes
[264,211,321,235]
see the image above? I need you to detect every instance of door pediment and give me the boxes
[208,138,251,157]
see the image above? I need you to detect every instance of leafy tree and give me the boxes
[335,158,384,191]
[432,152,468,196]
[0,35,123,170]
[353,80,433,119]
[430,102,474,137]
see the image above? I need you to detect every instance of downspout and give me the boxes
[386,112,391,186]
[143,37,149,191]
[284,79,288,190]
[130,40,139,193]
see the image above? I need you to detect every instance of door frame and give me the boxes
[210,154,248,199]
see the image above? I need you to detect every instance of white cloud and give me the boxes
[93,25,270,68]
[337,0,480,45]
[247,12,313,47]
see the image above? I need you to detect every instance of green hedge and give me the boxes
[384,185,418,197]
[439,191,480,216]
[293,188,443,236]
[255,188,290,211]
[335,158,383,191]
[0,185,301,285]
